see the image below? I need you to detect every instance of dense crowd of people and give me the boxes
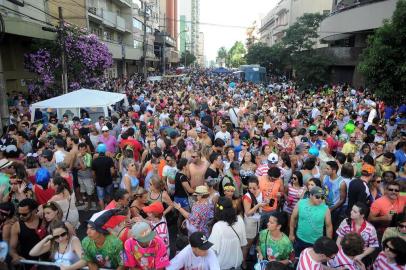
[0,69,405,270]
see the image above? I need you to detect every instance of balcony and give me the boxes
[113,0,132,8]
[103,10,116,28]
[104,41,142,60]
[88,7,103,22]
[320,0,397,42]
[116,15,126,32]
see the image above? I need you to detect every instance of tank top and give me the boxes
[323,175,343,208]
[120,174,140,193]
[18,219,44,259]
[147,191,163,204]
[53,236,80,266]
[296,198,328,244]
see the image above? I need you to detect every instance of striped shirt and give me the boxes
[373,252,404,270]
[336,219,379,248]
[283,185,304,214]
[297,248,323,270]
[328,248,361,270]
[255,164,269,177]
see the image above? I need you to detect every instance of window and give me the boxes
[104,30,114,41]
[133,18,143,30]
[146,26,152,33]
[133,40,142,48]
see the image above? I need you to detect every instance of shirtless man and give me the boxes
[188,151,209,188]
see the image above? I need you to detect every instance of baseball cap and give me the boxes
[361,163,375,175]
[310,186,325,197]
[131,221,156,243]
[267,153,279,164]
[96,144,107,153]
[189,232,213,250]
[142,201,164,214]
[101,126,109,132]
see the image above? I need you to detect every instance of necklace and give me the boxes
[56,240,69,264]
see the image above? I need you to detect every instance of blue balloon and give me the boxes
[96,143,107,153]
[35,168,50,186]
[309,147,319,157]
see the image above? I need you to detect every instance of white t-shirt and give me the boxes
[214,131,231,144]
[208,216,247,270]
[167,245,220,270]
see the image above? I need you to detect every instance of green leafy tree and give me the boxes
[282,13,329,87]
[216,47,228,66]
[357,0,406,105]
[245,42,287,75]
[180,50,196,67]
[228,41,246,67]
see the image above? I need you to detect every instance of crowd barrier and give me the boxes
[19,259,112,270]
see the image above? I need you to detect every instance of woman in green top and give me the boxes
[257,212,293,265]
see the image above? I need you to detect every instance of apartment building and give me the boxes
[259,0,332,46]
[318,0,399,86]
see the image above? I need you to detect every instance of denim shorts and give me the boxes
[96,184,113,200]
[174,196,189,208]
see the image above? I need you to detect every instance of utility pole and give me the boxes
[162,14,166,75]
[59,7,68,94]
[142,2,148,79]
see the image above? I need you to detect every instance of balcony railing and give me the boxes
[331,0,386,15]
[88,7,130,32]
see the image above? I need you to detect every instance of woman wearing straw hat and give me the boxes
[174,185,214,237]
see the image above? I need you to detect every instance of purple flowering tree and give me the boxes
[25,26,113,94]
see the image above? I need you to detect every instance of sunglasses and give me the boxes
[52,231,68,240]
[384,243,397,253]
[314,195,325,200]
[18,211,32,217]
[398,224,406,229]
[387,188,400,192]
[166,159,172,162]
[292,177,298,180]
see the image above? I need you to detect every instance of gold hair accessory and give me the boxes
[216,204,224,210]
[223,185,236,192]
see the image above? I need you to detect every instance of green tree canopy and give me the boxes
[281,12,329,87]
[228,41,246,67]
[180,50,196,67]
[357,0,406,105]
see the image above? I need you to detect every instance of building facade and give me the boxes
[318,0,398,86]
[179,0,199,58]
[197,31,204,66]
[259,0,332,47]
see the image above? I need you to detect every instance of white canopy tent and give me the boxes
[30,88,129,122]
